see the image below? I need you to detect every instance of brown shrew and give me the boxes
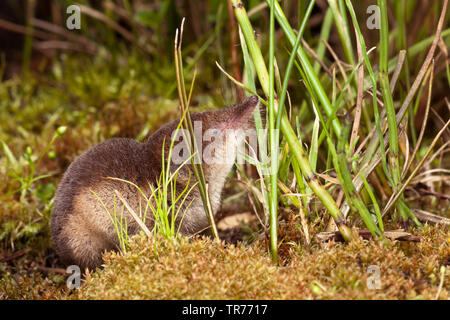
[51,96,261,270]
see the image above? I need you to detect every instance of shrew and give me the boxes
[51,96,260,270]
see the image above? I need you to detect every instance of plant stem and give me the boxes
[265,0,342,138]
[174,24,219,240]
[327,0,355,66]
[268,0,278,263]
[378,0,408,221]
[231,0,353,242]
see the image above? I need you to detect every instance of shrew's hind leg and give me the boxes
[58,212,117,270]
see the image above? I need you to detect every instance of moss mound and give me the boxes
[74,225,449,300]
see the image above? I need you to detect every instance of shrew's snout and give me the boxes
[226,95,261,129]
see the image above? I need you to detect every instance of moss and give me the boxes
[72,225,449,300]
[0,270,68,300]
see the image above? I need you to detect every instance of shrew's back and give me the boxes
[51,138,158,269]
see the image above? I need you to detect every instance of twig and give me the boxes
[402,61,434,179]
[35,266,66,274]
[390,50,406,92]
[0,248,31,263]
[316,229,421,243]
[349,23,365,148]
[78,4,135,43]
[31,18,98,53]
[33,40,97,55]
[413,209,450,225]
[322,39,354,105]
[301,38,334,79]
[415,187,450,200]
[0,18,51,40]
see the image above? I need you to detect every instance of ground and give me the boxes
[1,213,448,299]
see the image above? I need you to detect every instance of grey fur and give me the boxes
[51,96,260,270]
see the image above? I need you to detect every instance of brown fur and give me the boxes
[51,96,260,270]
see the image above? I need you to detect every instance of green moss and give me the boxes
[73,225,449,300]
